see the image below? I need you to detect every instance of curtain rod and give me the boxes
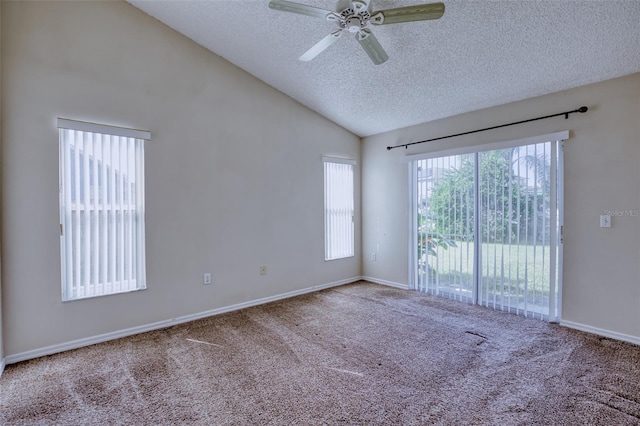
[386,106,588,151]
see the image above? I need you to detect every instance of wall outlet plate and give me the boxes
[259,265,267,275]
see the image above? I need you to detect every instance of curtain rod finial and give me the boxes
[386,146,392,150]
[578,106,588,113]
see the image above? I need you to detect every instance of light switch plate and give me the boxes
[600,215,611,228]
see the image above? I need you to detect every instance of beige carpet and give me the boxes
[1,281,639,425]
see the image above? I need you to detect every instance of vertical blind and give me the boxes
[58,119,148,301]
[412,139,562,321]
[324,158,355,260]
[415,153,476,302]
[477,143,559,320]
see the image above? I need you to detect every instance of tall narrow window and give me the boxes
[324,158,355,261]
[58,118,149,301]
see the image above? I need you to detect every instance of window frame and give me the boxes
[323,157,356,261]
[58,118,149,301]
[407,131,567,322]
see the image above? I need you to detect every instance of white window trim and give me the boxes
[401,131,569,162]
[322,156,356,165]
[57,118,151,141]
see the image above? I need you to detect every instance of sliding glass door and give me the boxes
[415,153,476,303]
[411,136,563,321]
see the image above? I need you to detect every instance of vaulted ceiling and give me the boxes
[129,0,640,137]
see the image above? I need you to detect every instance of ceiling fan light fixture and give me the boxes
[346,17,362,33]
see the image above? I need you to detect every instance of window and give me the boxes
[58,118,149,301]
[324,157,355,260]
[410,132,566,322]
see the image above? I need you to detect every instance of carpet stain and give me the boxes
[73,374,111,405]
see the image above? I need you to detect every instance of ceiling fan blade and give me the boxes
[299,30,342,62]
[356,29,389,65]
[371,2,445,25]
[268,0,333,19]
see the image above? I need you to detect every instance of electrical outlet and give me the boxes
[371,252,376,261]
[600,215,611,228]
[203,273,212,285]
[260,265,267,275]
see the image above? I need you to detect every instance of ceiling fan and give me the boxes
[268,0,445,65]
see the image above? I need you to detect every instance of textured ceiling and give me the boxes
[129,0,640,137]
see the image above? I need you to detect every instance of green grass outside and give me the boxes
[421,240,557,310]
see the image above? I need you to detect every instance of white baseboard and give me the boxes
[0,358,5,377]
[560,320,640,346]
[361,276,409,290]
[4,276,361,366]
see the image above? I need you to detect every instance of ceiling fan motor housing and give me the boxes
[337,5,372,33]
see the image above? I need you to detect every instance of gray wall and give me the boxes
[1,1,360,357]
[362,73,640,341]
